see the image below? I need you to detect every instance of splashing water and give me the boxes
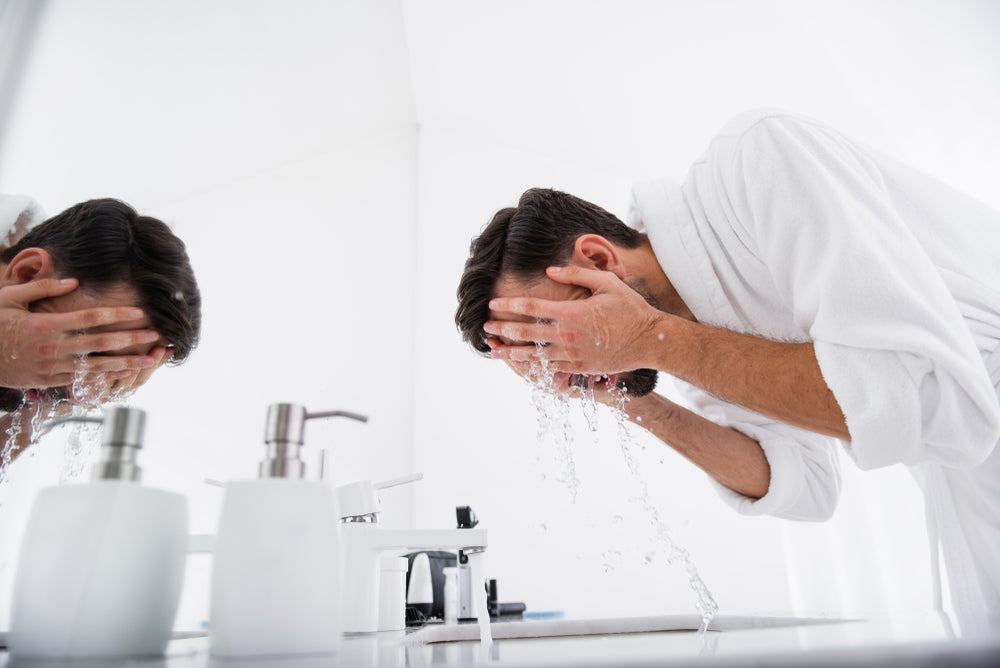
[526,360,719,633]
[1,356,139,491]
[60,358,115,481]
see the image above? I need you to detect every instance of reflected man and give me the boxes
[0,196,202,460]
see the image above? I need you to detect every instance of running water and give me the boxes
[467,551,493,649]
[525,358,719,633]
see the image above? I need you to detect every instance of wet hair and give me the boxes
[455,187,644,355]
[0,198,201,410]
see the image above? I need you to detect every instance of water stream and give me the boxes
[467,551,493,650]
[526,355,719,633]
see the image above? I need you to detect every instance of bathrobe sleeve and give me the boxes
[720,114,1000,471]
[678,379,842,521]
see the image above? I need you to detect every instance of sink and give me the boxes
[404,613,852,645]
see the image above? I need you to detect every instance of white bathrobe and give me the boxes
[629,110,1000,633]
[0,194,46,250]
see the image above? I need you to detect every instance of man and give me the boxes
[0,196,201,460]
[455,110,1000,634]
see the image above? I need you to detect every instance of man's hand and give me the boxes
[484,265,665,375]
[0,278,160,389]
[486,335,624,403]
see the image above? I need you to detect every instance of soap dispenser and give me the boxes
[209,403,367,658]
[7,407,188,660]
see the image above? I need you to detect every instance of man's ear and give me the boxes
[571,235,625,275]
[1,248,57,286]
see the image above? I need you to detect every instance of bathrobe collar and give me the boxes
[628,177,739,328]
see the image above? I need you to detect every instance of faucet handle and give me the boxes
[374,472,424,490]
[338,473,423,521]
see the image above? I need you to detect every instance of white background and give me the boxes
[1,0,998,632]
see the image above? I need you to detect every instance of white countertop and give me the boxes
[2,613,998,667]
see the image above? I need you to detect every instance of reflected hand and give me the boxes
[104,345,173,399]
[0,278,160,389]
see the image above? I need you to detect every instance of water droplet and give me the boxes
[601,549,622,574]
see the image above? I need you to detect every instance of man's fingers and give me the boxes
[483,319,553,346]
[545,265,610,291]
[76,353,158,373]
[37,329,160,358]
[487,295,559,320]
[0,278,79,307]
[48,305,147,331]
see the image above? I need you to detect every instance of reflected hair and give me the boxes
[1,197,202,363]
[455,187,644,355]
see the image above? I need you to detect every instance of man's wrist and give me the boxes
[644,312,687,374]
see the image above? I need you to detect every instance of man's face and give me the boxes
[489,273,658,397]
[26,283,167,404]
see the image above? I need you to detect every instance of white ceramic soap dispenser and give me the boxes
[208,403,367,658]
[7,407,188,660]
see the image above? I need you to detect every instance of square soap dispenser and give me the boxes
[208,403,367,658]
[7,407,188,660]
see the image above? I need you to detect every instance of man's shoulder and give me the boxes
[701,108,838,177]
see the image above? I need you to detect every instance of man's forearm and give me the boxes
[648,317,849,440]
[618,392,771,498]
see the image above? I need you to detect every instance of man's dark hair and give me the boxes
[1,197,202,364]
[456,187,644,355]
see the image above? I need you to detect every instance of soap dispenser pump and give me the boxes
[7,407,188,660]
[209,403,367,658]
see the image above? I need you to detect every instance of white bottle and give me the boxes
[7,408,187,660]
[208,403,367,658]
[443,566,459,624]
[378,555,409,632]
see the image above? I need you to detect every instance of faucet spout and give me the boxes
[371,527,487,552]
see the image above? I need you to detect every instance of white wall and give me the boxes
[1,0,998,633]
[405,0,1000,622]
